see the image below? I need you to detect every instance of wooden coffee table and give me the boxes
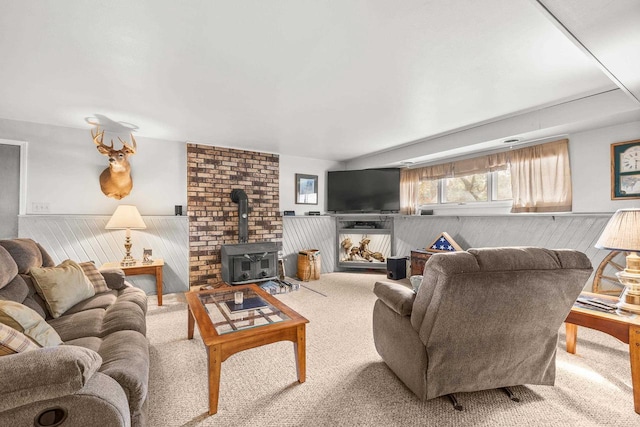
[565,292,640,414]
[186,284,309,415]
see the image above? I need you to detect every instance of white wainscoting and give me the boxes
[283,213,614,289]
[18,215,189,295]
[282,216,336,278]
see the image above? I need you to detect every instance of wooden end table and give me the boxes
[186,284,309,415]
[565,292,640,414]
[101,259,165,305]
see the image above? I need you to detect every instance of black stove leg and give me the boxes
[447,394,463,411]
[502,387,520,402]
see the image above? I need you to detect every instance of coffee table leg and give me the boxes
[208,345,222,415]
[630,325,640,414]
[294,324,306,383]
[565,323,578,354]
[187,307,194,340]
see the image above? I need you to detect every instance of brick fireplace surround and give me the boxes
[187,144,282,288]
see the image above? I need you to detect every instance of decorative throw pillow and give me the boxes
[0,323,40,356]
[0,300,62,347]
[29,259,96,318]
[79,261,110,293]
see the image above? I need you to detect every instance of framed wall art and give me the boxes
[611,139,640,200]
[295,174,318,205]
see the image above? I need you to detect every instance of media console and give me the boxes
[335,215,395,270]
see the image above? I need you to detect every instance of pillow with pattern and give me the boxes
[0,323,40,356]
[79,261,109,293]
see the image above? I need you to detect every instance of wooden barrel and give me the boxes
[297,249,321,281]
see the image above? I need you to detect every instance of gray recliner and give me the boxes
[372,247,592,406]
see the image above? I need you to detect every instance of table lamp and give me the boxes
[595,208,640,313]
[106,205,147,266]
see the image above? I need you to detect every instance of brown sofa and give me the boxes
[0,238,149,426]
[372,247,592,404]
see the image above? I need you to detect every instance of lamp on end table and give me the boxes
[596,208,640,313]
[106,205,147,266]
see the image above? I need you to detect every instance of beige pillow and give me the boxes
[0,322,40,356]
[0,300,62,347]
[30,259,96,318]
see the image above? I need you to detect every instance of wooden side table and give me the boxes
[101,259,165,306]
[410,249,434,276]
[565,292,640,414]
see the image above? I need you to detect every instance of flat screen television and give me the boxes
[327,169,400,213]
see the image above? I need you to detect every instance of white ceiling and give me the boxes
[0,0,637,163]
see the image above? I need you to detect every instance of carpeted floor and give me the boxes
[146,272,638,426]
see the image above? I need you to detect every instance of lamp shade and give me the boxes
[595,208,640,252]
[105,205,147,230]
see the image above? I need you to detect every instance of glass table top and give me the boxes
[197,287,291,335]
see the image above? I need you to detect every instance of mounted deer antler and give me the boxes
[92,126,137,199]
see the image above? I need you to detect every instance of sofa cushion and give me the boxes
[0,323,40,356]
[0,238,54,274]
[47,309,105,341]
[64,291,118,315]
[79,261,110,293]
[97,330,149,420]
[64,331,149,420]
[19,274,49,318]
[0,275,29,304]
[30,260,96,318]
[0,246,18,289]
[0,300,62,347]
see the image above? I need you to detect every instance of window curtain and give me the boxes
[400,168,420,215]
[508,139,572,213]
[399,139,572,214]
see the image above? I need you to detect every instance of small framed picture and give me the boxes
[295,174,318,205]
[142,248,153,264]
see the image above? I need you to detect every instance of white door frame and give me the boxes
[0,138,27,215]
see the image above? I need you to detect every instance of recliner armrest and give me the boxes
[374,281,416,316]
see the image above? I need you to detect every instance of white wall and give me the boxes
[570,120,640,213]
[4,115,638,218]
[279,154,344,215]
[0,118,186,215]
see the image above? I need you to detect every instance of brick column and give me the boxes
[187,144,282,287]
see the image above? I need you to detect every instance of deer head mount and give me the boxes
[92,126,137,200]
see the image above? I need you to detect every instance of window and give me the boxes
[443,173,488,203]
[417,180,438,205]
[400,139,571,214]
[416,170,511,206]
[493,169,512,201]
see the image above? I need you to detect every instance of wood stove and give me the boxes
[221,242,280,285]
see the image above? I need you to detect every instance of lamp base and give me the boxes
[615,266,640,313]
[120,256,137,267]
[120,233,137,266]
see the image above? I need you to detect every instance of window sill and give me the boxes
[419,201,512,215]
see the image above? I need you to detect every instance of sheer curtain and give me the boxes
[508,139,572,213]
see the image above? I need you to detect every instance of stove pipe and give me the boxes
[230,189,249,243]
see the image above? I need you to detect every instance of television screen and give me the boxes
[327,169,400,213]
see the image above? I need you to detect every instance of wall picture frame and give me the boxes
[611,139,640,200]
[295,174,318,205]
